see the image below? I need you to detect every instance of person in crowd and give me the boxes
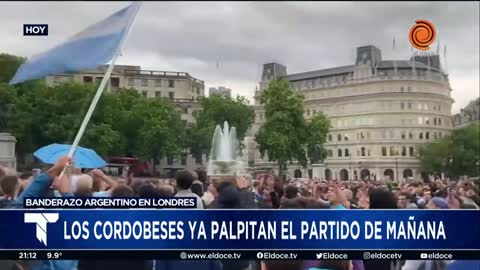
[158,184,175,197]
[397,192,409,209]
[326,185,349,209]
[174,170,204,209]
[284,184,299,199]
[195,169,209,191]
[6,157,79,270]
[426,197,449,209]
[202,181,219,208]
[110,184,136,197]
[364,188,399,270]
[0,175,21,208]
[343,188,356,209]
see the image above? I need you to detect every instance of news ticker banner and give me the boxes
[1,209,479,251]
[5,250,480,261]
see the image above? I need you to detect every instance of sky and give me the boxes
[0,1,478,113]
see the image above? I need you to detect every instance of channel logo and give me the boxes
[23,24,49,36]
[408,19,436,51]
[24,213,59,246]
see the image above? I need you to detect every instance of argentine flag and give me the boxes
[10,2,141,85]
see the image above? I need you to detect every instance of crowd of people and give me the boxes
[0,157,479,270]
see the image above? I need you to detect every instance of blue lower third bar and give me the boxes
[0,210,478,250]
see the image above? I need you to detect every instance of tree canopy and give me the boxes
[255,79,330,175]
[418,124,480,179]
[186,95,255,159]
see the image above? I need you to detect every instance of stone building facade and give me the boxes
[249,45,454,181]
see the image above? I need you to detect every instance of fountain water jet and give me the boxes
[207,121,244,176]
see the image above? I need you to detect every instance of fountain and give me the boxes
[207,121,244,177]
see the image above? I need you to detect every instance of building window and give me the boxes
[361,147,366,157]
[407,86,412,92]
[400,86,404,92]
[426,132,430,139]
[345,149,349,157]
[409,132,413,139]
[168,80,175,88]
[366,132,370,140]
[141,79,148,87]
[425,117,430,125]
[402,146,407,156]
[128,78,134,86]
[197,88,200,95]
[367,149,371,156]
[337,134,342,141]
[155,80,161,87]
[389,130,394,139]
[382,147,387,156]
[439,118,442,126]
[417,103,422,110]
[401,132,406,139]
[338,149,343,157]
[409,147,415,156]
[434,132,438,139]
[327,150,333,157]
[418,117,423,125]
[155,91,161,97]
[167,156,174,165]
[307,109,310,116]
[390,147,396,156]
[419,132,423,139]
[168,92,174,99]
[141,91,147,97]
[344,135,349,141]
[434,118,437,125]
[401,102,405,109]
[83,76,93,83]
[312,110,316,115]
[408,102,412,109]
[328,134,332,142]
[382,130,387,139]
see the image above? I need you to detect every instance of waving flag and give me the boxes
[10,2,141,85]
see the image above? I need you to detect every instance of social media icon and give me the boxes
[421,253,428,259]
[316,253,323,259]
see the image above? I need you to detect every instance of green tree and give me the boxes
[306,113,331,164]
[0,54,24,84]
[132,97,185,163]
[418,124,480,179]
[255,79,330,176]
[187,95,255,159]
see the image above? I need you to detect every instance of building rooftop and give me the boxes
[285,65,354,81]
[283,60,441,81]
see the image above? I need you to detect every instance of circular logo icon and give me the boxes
[180,252,187,259]
[409,19,436,51]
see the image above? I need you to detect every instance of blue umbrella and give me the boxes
[34,143,107,169]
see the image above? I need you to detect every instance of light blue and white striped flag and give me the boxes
[10,2,140,85]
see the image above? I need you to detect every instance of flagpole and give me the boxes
[62,2,142,175]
